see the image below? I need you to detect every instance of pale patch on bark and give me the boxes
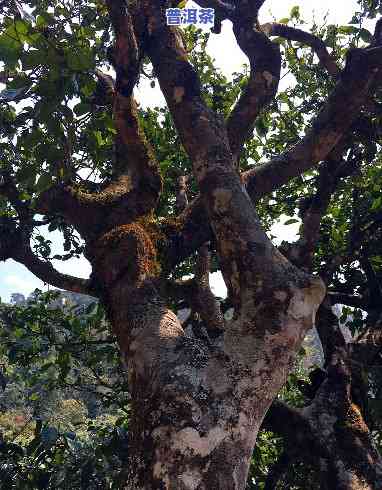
[287,289,314,320]
[174,29,187,57]
[173,86,185,103]
[180,470,203,489]
[231,261,240,295]
[127,308,184,378]
[153,426,227,458]
[213,188,233,214]
[153,460,171,486]
[237,411,253,442]
[287,277,325,322]
[224,307,234,320]
[318,412,338,438]
[261,22,272,35]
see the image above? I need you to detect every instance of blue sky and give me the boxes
[0,0,367,302]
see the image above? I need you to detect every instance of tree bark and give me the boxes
[2,1,382,488]
[304,355,382,490]
[262,301,382,490]
[84,218,325,488]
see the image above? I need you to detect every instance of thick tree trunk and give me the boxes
[87,222,325,489]
[1,0,382,488]
[116,299,322,489]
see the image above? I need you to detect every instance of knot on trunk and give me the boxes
[91,223,159,287]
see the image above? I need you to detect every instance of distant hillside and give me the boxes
[8,290,96,313]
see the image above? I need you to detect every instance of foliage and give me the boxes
[0,291,130,489]
[0,415,129,489]
[0,291,128,412]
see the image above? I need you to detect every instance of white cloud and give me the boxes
[3,273,46,297]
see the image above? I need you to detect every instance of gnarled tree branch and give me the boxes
[261,22,340,76]
[243,46,382,202]
[227,12,281,165]
[163,43,382,273]
[0,219,92,295]
[104,0,162,206]
[15,245,93,296]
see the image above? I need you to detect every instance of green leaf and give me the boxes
[290,6,300,19]
[81,79,97,97]
[67,48,93,71]
[359,28,372,43]
[22,50,45,70]
[73,102,91,116]
[371,196,382,211]
[255,116,269,137]
[94,130,104,146]
[338,25,359,35]
[36,13,55,28]
[36,173,53,192]
[15,20,30,36]
[284,218,299,225]
[0,35,21,67]
[17,165,36,184]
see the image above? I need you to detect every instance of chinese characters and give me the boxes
[166,8,215,26]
